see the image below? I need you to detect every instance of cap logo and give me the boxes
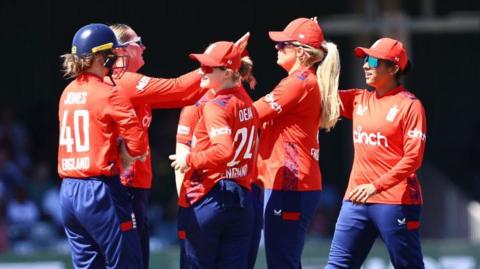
[71,45,77,54]
[299,34,305,39]
[394,57,400,62]
[205,44,216,55]
[227,59,232,65]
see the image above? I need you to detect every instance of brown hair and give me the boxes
[60,53,95,78]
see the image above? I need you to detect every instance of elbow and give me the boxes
[217,143,235,163]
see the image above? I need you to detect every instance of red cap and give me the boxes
[355,38,408,70]
[269,18,324,49]
[189,41,242,71]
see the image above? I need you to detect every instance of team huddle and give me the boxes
[57,17,427,269]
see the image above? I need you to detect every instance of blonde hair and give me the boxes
[60,53,95,78]
[110,23,135,44]
[292,41,341,131]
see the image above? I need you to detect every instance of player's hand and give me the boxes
[235,32,250,52]
[169,154,190,173]
[118,139,147,169]
[348,183,377,204]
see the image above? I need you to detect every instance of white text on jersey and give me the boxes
[210,127,232,137]
[264,94,282,113]
[239,107,254,122]
[226,164,248,178]
[64,92,87,105]
[61,157,90,171]
[353,126,389,147]
[408,128,426,141]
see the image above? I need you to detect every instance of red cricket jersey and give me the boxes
[58,73,146,178]
[253,68,322,191]
[110,70,204,188]
[176,90,215,146]
[340,85,426,205]
[178,86,259,207]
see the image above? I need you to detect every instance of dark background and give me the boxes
[0,0,479,247]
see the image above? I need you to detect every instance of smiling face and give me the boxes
[363,56,399,88]
[199,66,229,90]
[123,28,146,72]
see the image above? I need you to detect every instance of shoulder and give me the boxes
[210,94,235,109]
[398,89,424,107]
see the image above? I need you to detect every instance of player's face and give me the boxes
[363,56,397,88]
[124,29,146,72]
[275,42,298,71]
[199,66,228,89]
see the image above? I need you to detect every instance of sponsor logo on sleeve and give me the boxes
[136,76,151,92]
[210,127,232,137]
[177,125,190,135]
[408,128,426,141]
[264,94,282,113]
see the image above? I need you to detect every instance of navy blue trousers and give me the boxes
[263,189,322,269]
[178,179,254,269]
[60,177,143,269]
[127,187,150,269]
[326,201,424,269]
[247,183,264,269]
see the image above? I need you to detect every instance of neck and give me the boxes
[213,81,238,94]
[288,61,307,75]
[375,80,399,97]
[86,64,107,78]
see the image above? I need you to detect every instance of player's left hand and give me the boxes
[348,183,377,204]
[169,154,190,173]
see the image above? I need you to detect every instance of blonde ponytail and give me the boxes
[316,42,341,131]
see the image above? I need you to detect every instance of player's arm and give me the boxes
[173,105,198,195]
[117,70,202,108]
[253,75,307,123]
[187,102,234,169]
[338,89,362,119]
[107,86,147,157]
[174,143,190,196]
[372,100,427,192]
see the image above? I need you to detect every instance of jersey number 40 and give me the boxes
[59,110,90,153]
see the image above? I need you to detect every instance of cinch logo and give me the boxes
[408,128,426,141]
[264,94,282,113]
[210,127,231,137]
[353,126,388,147]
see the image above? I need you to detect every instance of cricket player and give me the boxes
[170,39,259,268]
[325,38,427,269]
[253,17,341,269]
[108,23,206,269]
[58,23,146,269]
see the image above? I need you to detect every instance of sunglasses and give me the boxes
[122,36,144,47]
[275,42,295,50]
[363,55,380,68]
[200,66,226,74]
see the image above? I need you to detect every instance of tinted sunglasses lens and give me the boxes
[364,56,379,68]
[201,66,214,74]
[276,42,288,50]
